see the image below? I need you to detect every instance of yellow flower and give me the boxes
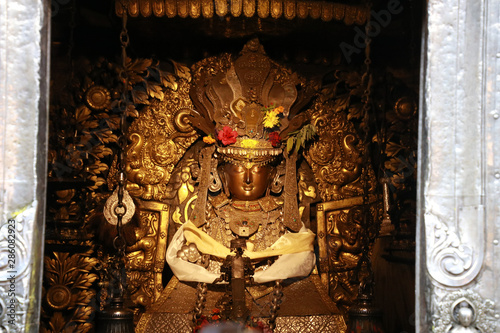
[273,106,284,114]
[263,111,280,128]
[240,139,259,148]
[203,135,216,144]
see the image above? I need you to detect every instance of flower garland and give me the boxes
[262,104,284,147]
[201,105,289,148]
[262,104,284,129]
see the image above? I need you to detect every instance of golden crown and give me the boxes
[187,38,316,166]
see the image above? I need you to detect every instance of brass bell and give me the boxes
[347,293,384,333]
[95,296,135,333]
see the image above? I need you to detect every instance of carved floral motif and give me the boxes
[41,251,98,333]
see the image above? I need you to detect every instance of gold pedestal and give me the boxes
[136,275,346,333]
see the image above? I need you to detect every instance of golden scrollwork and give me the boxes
[124,145,202,311]
[125,67,198,201]
[305,100,366,202]
[116,0,368,24]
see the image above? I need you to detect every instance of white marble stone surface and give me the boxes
[0,0,49,331]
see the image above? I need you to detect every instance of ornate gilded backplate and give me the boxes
[45,37,416,330]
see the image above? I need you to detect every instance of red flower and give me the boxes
[268,131,281,147]
[218,126,238,146]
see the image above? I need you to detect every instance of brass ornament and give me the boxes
[257,0,270,18]
[125,200,171,308]
[315,195,381,309]
[283,0,295,20]
[46,285,72,310]
[305,95,366,202]
[296,1,307,18]
[85,85,111,111]
[152,0,164,16]
[116,0,369,24]
[231,0,243,17]
[165,0,176,17]
[394,95,417,121]
[178,0,189,18]
[243,0,255,17]
[140,0,152,16]
[309,1,321,19]
[124,68,198,200]
[104,188,136,225]
[270,162,285,194]
[202,0,214,17]
[189,0,202,18]
[215,0,229,16]
[270,0,282,19]
[42,251,98,332]
[208,158,223,192]
[128,0,140,17]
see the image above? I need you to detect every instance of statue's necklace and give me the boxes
[219,201,264,237]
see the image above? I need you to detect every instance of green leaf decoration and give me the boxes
[286,124,317,153]
[287,137,295,153]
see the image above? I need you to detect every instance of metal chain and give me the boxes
[113,0,130,253]
[108,1,131,299]
[356,2,375,287]
[193,282,208,322]
[361,2,373,244]
[268,280,283,329]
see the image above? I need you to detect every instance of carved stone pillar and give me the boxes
[0,0,50,331]
[418,0,500,331]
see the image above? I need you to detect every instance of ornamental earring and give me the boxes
[220,165,230,198]
[269,162,285,195]
[208,158,222,193]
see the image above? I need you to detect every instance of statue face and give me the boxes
[340,223,361,245]
[457,307,474,327]
[224,163,273,201]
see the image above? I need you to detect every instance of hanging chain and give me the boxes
[114,0,130,253]
[193,282,208,322]
[268,280,283,329]
[361,2,373,248]
[354,3,375,290]
[109,0,131,298]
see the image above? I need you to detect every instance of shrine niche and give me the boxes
[44,0,420,332]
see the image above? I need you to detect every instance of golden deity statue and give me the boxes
[134,39,346,332]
